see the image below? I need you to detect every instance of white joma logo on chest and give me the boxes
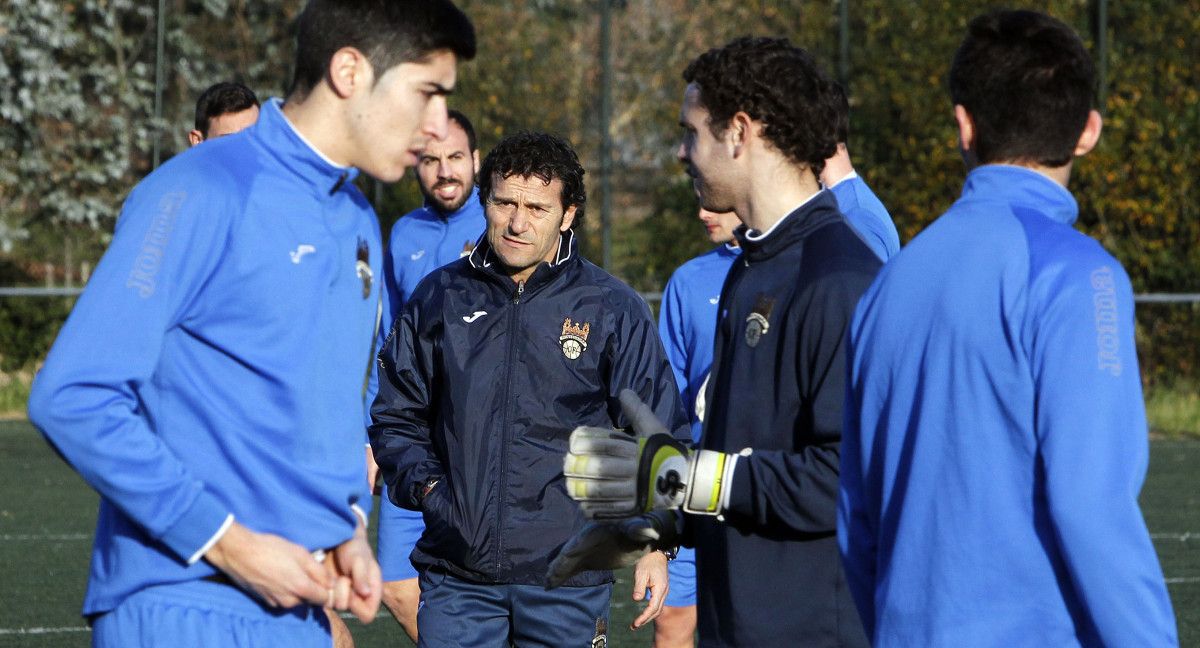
[290,244,316,264]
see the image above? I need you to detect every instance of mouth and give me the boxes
[501,235,531,248]
[433,181,461,201]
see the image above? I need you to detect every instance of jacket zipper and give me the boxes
[494,279,524,578]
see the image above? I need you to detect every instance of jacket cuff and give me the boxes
[723,451,755,518]
[159,489,233,564]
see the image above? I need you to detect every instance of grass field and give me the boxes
[1,420,1196,647]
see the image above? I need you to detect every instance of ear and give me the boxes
[472,149,481,174]
[1073,109,1103,157]
[187,130,204,147]
[559,204,577,232]
[727,111,754,158]
[327,46,371,99]
[953,105,975,153]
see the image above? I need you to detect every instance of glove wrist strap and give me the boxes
[683,449,740,516]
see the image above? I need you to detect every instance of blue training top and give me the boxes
[840,165,1177,646]
[658,243,739,443]
[829,173,900,262]
[28,99,382,616]
[382,189,486,327]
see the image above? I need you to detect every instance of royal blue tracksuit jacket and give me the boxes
[828,173,900,262]
[370,231,690,587]
[840,165,1177,646]
[28,99,380,616]
[659,243,740,443]
[694,190,879,647]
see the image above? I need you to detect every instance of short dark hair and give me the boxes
[289,0,476,99]
[447,109,477,152]
[949,10,1095,167]
[477,132,586,228]
[194,82,259,135]
[683,36,839,175]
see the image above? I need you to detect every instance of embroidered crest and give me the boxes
[460,239,474,258]
[560,317,591,360]
[591,618,608,648]
[744,293,775,347]
[355,237,373,299]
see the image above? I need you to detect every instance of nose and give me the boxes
[437,158,453,179]
[509,208,530,235]
[676,140,687,163]
[424,96,449,141]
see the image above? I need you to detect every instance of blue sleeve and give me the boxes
[610,297,691,444]
[838,298,878,638]
[364,225,401,433]
[27,171,234,563]
[1028,256,1177,645]
[657,273,693,425]
[369,294,445,511]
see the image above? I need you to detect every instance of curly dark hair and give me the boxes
[949,10,1095,167]
[683,36,839,175]
[477,131,586,228]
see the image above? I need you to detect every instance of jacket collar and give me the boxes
[249,98,359,198]
[468,229,579,293]
[961,165,1078,226]
[734,190,842,262]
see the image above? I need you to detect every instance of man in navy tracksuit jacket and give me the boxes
[560,38,876,647]
[26,2,477,645]
[839,11,1177,646]
[374,109,485,642]
[370,132,690,647]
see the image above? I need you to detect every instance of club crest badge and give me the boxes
[744,293,775,348]
[355,237,373,299]
[560,317,591,360]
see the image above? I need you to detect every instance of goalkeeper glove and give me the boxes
[563,389,745,519]
[545,509,680,589]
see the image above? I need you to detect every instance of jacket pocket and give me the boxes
[417,481,472,566]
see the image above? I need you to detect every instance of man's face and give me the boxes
[677,83,735,212]
[698,207,741,245]
[188,105,259,147]
[347,50,458,183]
[416,120,479,214]
[484,173,576,284]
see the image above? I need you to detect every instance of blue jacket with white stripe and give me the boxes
[28,99,380,616]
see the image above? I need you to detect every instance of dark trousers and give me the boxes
[416,567,612,648]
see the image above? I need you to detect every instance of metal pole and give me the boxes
[838,0,850,87]
[1093,0,1108,113]
[599,0,613,270]
[152,0,167,168]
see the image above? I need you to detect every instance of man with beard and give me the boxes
[375,108,485,642]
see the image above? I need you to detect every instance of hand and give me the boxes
[545,510,680,589]
[563,389,690,519]
[328,523,383,623]
[204,521,330,609]
[365,444,380,496]
[630,551,669,630]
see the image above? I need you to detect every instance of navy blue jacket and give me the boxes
[370,230,689,587]
[694,190,879,647]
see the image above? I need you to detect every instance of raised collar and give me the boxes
[734,190,842,262]
[962,165,1078,226]
[468,229,579,292]
[249,98,359,197]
